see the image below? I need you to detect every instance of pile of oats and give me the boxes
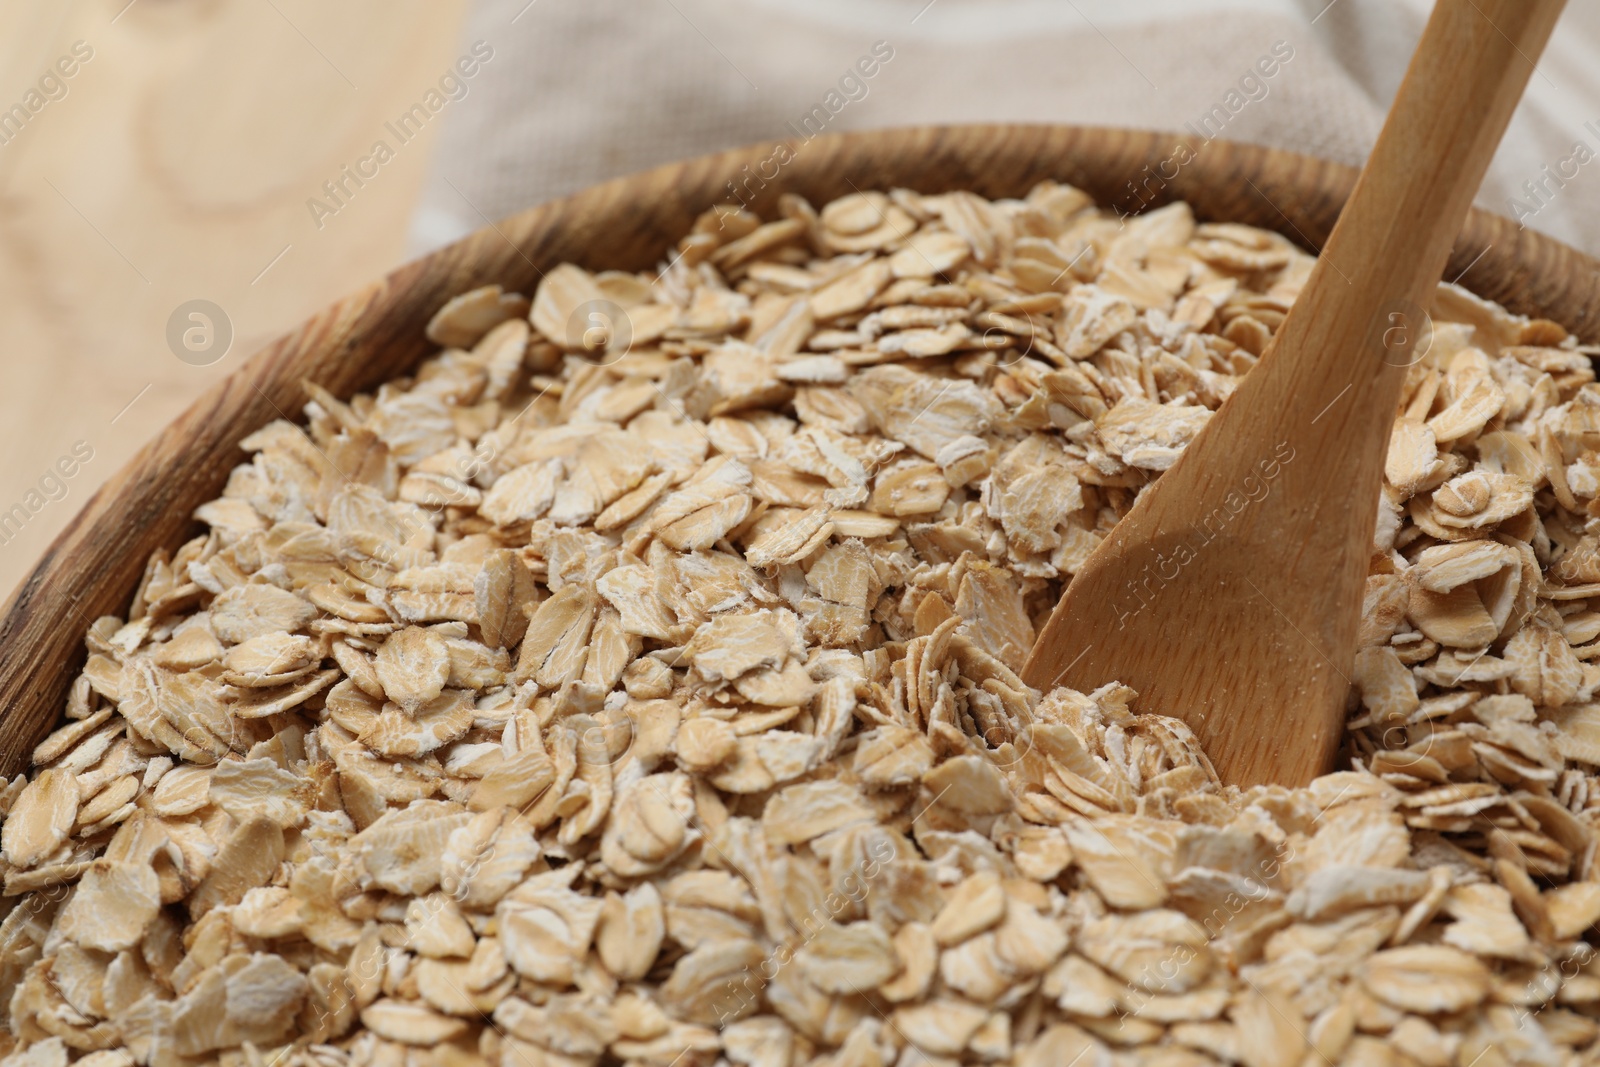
[4,182,1600,1067]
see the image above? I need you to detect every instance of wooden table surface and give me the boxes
[0,0,469,600]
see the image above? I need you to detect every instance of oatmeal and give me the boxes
[2,183,1599,1066]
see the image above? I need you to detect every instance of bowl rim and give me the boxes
[1,120,1596,771]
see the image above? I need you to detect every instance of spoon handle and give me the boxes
[1264,0,1564,410]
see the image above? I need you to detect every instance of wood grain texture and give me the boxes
[0,0,468,600]
[1023,0,1566,787]
[1,122,1598,777]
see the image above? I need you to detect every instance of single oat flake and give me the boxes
[4,182,1600,1067]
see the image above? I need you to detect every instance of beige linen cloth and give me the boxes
[410,0,1600,257]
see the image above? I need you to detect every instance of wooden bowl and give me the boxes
[3,123,1599,777]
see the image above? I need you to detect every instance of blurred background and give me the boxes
[1,0,1598,597]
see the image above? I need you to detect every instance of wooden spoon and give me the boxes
[1021,0,1566,788]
